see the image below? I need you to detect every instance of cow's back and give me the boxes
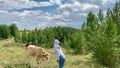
[36,47,46,57]
[27,45,38,56]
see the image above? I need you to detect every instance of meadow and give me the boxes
[0,1,120,68]
[0,39,107,68]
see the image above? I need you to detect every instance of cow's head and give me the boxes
[25,42,33,47]
[43,53,50,58]
[43,53,50,63]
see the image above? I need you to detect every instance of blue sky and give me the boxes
[0,0,119,30]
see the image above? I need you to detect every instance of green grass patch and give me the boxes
[0,39,108,68]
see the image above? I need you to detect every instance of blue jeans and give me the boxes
[59,55,66,68]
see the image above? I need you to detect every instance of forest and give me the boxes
[0,1,120,68]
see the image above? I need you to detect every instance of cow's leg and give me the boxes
[24,54,30,64]
[26,54,30,63]
[46,53,50,63]
[36,58,41,68]
[45,58,50,63]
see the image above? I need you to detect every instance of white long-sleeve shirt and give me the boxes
[54,39,65,59]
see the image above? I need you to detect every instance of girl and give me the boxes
[54,39,66,68]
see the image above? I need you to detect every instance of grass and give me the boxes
[0,39,106,68]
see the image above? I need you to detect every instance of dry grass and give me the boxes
[0,39,105,68]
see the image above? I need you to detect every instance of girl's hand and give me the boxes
[57,59,59,62]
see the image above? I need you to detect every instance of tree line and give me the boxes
[0,1,120,68]
[16,27,78,48]
[0,24,18,40]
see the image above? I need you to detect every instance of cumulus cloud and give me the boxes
[0,0,62,10]
[0,0,118,30]
[58,1,99,16]
[0,9,67,30]
[55,0,100,28]
[0,0,38,10]
[50,0,62,5]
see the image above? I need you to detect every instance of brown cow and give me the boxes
[25,43,50,68]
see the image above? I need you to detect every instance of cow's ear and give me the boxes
[43,54,46,57]
[25,44,29,47]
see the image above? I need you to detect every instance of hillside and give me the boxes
[0,39,105,68]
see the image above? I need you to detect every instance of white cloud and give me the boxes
[0,0,101,30]
[0,9,67,30]
[0,0,119,30]
[0,10,18,20]
[0,0,39,10]
[58,1,99,14]
[50,0,62,5]
[102,0,119,5]
[0,0,62,10]
[81,3,99,11]
[56,0,99,26]
[39,2,53,7]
